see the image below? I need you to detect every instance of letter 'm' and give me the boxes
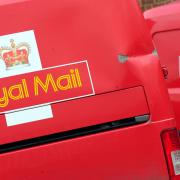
[34,73,58,96]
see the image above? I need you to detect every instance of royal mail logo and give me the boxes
[0,60,94,114]
[0,30,94,118]
[0,39,30,70]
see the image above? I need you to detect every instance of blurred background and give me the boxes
[138,0,175,11]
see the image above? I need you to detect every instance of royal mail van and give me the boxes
[144,2,180,179]
[0,1,178,179]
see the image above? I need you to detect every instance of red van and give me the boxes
[144,2,180,179]
[0,1,178,179]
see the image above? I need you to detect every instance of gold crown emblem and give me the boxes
[0,39,30,70]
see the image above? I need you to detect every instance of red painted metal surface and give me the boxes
[0,120,174,180]
[0,86,150,145]
[0,0,176,179]
[144,1,180,131]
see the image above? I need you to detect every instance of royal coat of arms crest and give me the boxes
[0,39,30,70]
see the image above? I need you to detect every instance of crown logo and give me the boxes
[0,39,30,70]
